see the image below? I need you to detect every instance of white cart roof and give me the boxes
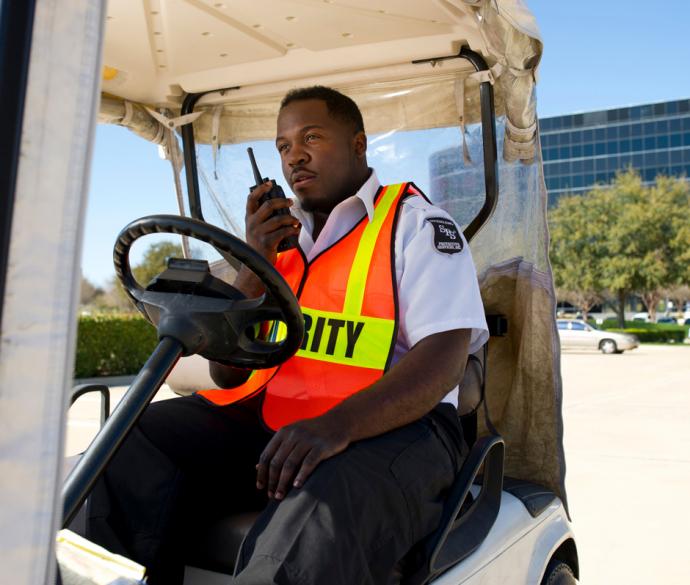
[103,0,541,104]
[100,0,542,159]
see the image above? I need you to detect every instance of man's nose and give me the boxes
[287,144,309,167]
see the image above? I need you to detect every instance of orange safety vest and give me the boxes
[198,182,415,430]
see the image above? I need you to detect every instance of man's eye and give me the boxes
[305,134,319,142]
[277,144,289,153]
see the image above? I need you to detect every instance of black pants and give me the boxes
[86,394,466,585]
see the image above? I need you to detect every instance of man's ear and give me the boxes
[353,130,367,159]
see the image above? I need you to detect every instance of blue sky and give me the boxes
[530,0,690,117]
[82,0,690,286]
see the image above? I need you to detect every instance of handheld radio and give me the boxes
[247,147,298,252]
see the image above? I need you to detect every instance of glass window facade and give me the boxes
[541,98,690,205]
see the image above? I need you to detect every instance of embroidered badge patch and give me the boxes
[426,217,463,255]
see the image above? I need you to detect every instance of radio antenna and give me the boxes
[247,147,263,185]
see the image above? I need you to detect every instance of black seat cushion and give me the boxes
[502,477,556,518]
[186,508,414,580]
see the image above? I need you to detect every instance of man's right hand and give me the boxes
[245,181,300,265]
[234,181,301,297]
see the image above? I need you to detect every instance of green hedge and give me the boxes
[75,314,158,378]
[604,327,687,344]
[600,319,684,331]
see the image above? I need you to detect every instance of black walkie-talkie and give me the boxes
[247,147,298,252]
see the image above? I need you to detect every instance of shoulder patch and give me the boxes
[426,217,463,254]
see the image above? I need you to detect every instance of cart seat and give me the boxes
[184,474,557,582]
[185,341,506,582]
[185,435,505,583]
[183,462,558,584]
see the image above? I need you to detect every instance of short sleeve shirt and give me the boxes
[290,170,488,406]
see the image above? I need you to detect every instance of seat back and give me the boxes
[398,317,507,584]
[399,436,505,585]
[457,348,485,418]
[457,347,486,447]
[457,314,506,445]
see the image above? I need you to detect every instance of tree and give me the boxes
[663,175,690,288]
[80,276,104,306]
[604,169,658,327]
[549,186,616,322]
[550,170,690,326]
[663,284,690,316]
[605,172,690,322]
[133,241,185,286]
[106,241,185,311]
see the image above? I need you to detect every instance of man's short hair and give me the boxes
[280,86,365,134]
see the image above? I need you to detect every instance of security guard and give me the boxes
[86,86,488,584]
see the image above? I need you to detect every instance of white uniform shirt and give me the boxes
[290,170,489,406]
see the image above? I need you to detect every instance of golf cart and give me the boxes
[0,1,577,583]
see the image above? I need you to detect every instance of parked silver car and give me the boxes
[557,319,639,354]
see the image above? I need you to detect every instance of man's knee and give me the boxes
[236,419,460,583]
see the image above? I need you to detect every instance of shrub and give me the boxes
[600,319,679,330]
[75,314,158,378]
[605,327,686,344]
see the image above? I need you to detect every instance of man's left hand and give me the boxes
[256,416,350,500]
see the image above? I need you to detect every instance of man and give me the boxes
[87,86,488,584]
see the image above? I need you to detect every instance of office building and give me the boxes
[541,98,690,204]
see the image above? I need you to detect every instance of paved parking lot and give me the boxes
[561,344,690,584]
[66,344,690,583]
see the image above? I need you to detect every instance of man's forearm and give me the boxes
[324,328,471,443]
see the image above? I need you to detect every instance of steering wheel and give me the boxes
[113,214,303,369]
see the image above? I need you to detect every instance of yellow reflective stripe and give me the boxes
[342,183,405,315]
[272,320,288,342]
[296,306,394,369]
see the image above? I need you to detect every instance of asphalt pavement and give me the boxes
[65,344,690,583]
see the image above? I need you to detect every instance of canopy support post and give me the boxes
[181,87,240,222]
[413,46,499,242]
[181,92,206,221]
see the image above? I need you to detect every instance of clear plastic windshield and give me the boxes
[191,116,548,275]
